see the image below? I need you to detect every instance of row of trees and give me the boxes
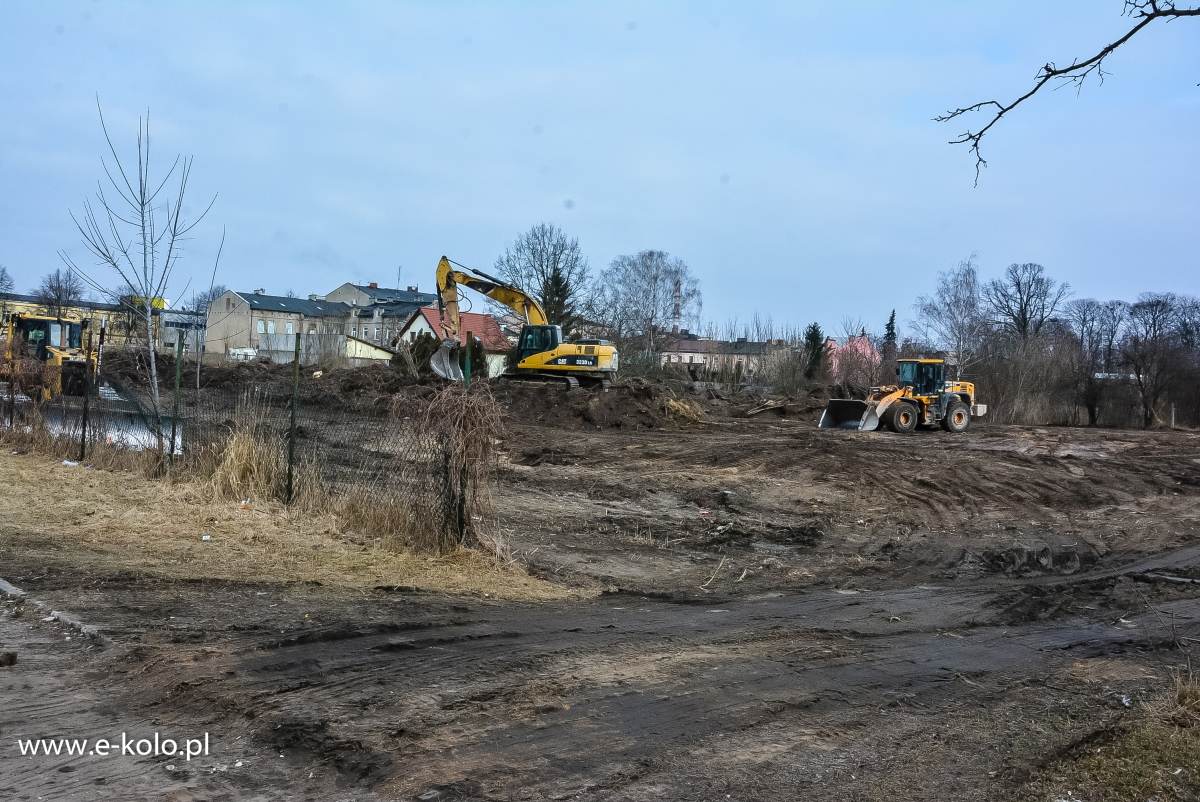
[912,258,1199,428]
[491,223,702,352]
[659,257,1195,431]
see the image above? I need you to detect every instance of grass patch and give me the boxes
[0,450,575,601]
[1026,676,1200,801]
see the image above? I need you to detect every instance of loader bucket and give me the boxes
[818,399,881,432]
[430,340,464,381]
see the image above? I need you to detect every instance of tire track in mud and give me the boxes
[15,547,1199,801]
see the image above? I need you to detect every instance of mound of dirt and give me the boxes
[100,350,706,428]
[494,378,704,430]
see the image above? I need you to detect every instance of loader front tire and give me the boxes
[888,401,918,434]
[942,400,970,433]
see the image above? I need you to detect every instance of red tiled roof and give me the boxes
[415,306,510,351]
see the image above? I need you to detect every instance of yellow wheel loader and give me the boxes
[819,358,987,433]
[2,313,94,401]
[430,256,618,386]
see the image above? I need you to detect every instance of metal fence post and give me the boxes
[463,331,473,388]
[78,331,93,462]
[168,337,184,466]
[286,332,301,504]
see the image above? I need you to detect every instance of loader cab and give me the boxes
[8,315,85,361]
[516,324,563,360]
[897,359,944,397]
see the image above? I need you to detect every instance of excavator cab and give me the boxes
[517,325,562,361]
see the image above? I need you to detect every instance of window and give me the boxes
[286,321,294,335]
[375,325,381,341]
[256,320,265,334]
[351,326,357,337]
[266,320,276,335]
[226,298,232,311]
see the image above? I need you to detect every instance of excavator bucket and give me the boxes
[818,399,882,432]
[430,340,464,382]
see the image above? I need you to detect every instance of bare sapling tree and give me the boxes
[190,228,225,389]
[34,268,85,318]
[938,1,1200,182]
[61,103,216,443]
[0,265,13,294]
[914,255,987,378]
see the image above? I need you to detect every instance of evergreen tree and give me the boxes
[880,309,899,382]
[541,264,579,336]
[803,322,826,380]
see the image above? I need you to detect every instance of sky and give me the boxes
[1,1,1197,335]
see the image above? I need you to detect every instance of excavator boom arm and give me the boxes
[435,256,547,344]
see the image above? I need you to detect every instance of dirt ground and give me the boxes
[3,396,1200,801]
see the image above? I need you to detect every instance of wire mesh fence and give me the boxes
[0,333,497,554]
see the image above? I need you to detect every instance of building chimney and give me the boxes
[368,281,378,289]
[253,288,265,295]
[406,285,418,293]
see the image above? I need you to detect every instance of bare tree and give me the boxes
[494,223,590,334]
[0,265,13,294]
[983,263,1070,341]
[913,255,987,378]
[1121,292,1181,426]
[188,283,228,314]
[34,268,85,319]
[1066,298,1127,425]
[937,1,1200,182]
[60,102,216,436]
[591,250,701,353]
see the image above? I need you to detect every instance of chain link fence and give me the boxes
[0,334,498,554]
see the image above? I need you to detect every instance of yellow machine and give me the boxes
[2,313,93,400]
[431,256,619,385]
[819,358,987,433]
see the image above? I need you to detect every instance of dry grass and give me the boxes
[0,450,575,601]
[1025,675,1200,801]
[2,383,508,557]
[664,396,704,422]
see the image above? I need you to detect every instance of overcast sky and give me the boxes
[1,2,1196,334]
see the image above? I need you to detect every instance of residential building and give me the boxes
[659,330,784,380]
[397,306,511,376]
[204,290,351,355]
[323,282,434,308]
[347,299,438,347]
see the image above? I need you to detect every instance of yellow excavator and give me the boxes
[431,256,619,385]
[2,313,93,400]
[819,357,987,433]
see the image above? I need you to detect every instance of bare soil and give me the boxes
[3,402,1200,801]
